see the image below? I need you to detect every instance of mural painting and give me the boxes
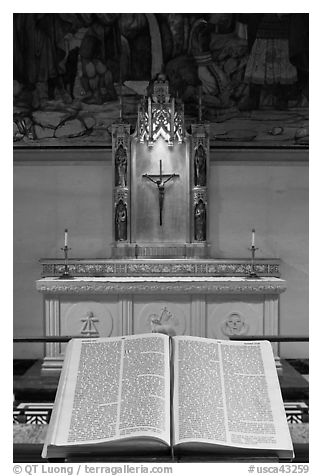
[13,13,309,148]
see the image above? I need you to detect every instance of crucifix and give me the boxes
[142,160,179,226]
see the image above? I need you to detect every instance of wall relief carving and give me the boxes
[150,306,178,336]
[133,301,187,335]
[220,312,249,336]
[80,311,100,337]
[63,302,114,337]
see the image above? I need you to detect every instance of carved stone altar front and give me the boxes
[37,269,286,374]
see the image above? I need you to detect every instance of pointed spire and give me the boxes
[198,85,203,123]
[119,61,123,122]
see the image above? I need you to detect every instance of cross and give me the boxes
[142,160,179,226]
[80,312,99,337]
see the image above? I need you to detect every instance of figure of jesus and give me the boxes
[142,160,179,226]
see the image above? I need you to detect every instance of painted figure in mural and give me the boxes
[115,145,127,187]
[118,14,151,81]
[78,14,121,104]
[13,13,308,144]
[163,13,252,114]
[188,17,232,109]
[13,13,82,109]
[238,13,308,110]
[115,200,127,242]
[13,13,123,108]
[194,144,207,187]
[287,14,309,105]
[194,199,206,242]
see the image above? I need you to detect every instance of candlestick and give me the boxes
[59,245,73,279]
[60,230,73,279]
[247,243,259,278]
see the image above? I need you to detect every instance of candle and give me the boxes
[64,229,68,247]
[251,229,255,247]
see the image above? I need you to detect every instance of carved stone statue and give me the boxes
[115,144,127,187]
[194,199,206,241]
[194,144,206,186]
[115,199,127,241]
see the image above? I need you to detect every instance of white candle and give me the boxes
[251,229,255,247]
[64,229,68,247]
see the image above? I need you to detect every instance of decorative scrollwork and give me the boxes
[193,189,207,204]
[151,75,171,103]
[137,75,184,146]
[41,260,281,277]
[114,189,128,202]
[37,279,287,295]
[192,135,208,150]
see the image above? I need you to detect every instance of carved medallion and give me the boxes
[62,302,114,337]
[220,312,249,336]
[149,306,178,336]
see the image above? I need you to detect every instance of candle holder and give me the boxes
[247,245,259,278]
[59,246,73,279]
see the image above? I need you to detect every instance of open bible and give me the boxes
[42,333,294,460]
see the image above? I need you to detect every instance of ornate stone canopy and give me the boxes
[111,73,210,259]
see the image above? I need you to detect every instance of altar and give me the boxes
[36,258,286,374]
[35,73,288,374]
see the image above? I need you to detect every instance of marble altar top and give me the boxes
[36,276,286,295]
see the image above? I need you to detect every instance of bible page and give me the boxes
[46,333,171,448]
[172,336,293,456]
